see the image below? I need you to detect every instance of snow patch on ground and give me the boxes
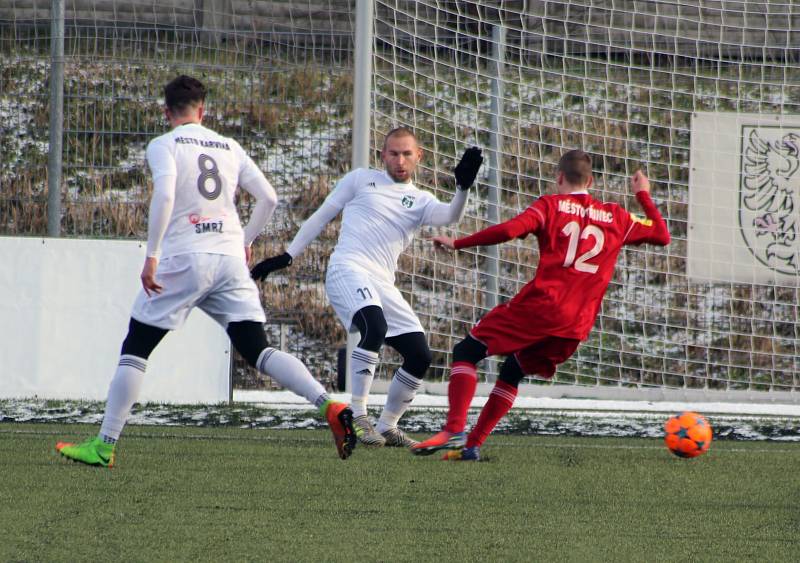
[3,394,799,441]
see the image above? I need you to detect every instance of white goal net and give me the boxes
[370,1,800,402]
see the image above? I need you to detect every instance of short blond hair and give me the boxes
[382,126,417,149]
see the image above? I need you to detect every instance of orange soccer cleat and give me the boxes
[325,401,357,460]
[410,430,465,456]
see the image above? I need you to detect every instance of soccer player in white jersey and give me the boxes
[56,75,356,466]
[251,128,483,447]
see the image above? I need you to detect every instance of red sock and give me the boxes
[444,362,478,433]
[466,380,517,448]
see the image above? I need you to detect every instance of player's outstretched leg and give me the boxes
[56,320,166,468]
[410,360,475,455]
[465,379,518,449]
[259,347,358,459]
[348,306,388,448]
[374,368,421,448]
[377,332,431,448]
[439,381,515,462]
[228,321,358,459]
[441,357,521,461]
[412,337,485,456]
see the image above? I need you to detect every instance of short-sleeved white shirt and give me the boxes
[146,123,269,259]
[325,168,441,279]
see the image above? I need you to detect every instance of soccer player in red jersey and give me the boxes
[411,150,670,460]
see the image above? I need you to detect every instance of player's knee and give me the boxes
[227,321,269,368]
[498,356,526,388]
[452,335,487,365]
[384,331,431,378]
[120,318,168,359]
[401,341,432,378]
[402,348,431,378]
[352,305,387,352]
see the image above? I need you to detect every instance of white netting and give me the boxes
[372,1,800,399]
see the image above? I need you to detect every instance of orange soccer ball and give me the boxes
[664,411,713,458]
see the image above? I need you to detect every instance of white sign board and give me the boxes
[0,237,231,403]
[689,112,800,285]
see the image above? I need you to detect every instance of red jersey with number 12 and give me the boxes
[455,191,669,341]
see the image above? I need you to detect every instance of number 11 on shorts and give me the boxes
[356,287,373,300]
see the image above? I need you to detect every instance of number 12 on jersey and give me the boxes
[561,221,604,274]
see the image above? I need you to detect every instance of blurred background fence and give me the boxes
[3,1,799,400]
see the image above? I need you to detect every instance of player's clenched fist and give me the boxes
[251,252,293,281]
[454,147,483,190]
[631,170,650,194]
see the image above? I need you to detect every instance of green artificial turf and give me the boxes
[1,423,798,562]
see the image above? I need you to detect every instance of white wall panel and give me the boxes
[0,237,230,403]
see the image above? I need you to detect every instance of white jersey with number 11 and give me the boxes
[326,168,440,278]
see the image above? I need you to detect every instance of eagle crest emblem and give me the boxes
[740,127,800,274]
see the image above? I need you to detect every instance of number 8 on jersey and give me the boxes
[197,154,222,200]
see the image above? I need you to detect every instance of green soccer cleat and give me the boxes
[56,436,115,468]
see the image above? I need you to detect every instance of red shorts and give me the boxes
[470,304,580,378]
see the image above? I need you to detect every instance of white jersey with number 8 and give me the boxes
[145,122,269,260]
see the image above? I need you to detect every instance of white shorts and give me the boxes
[325,263,424,337]
[131,253,266,330]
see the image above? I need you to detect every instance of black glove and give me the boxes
[251,252,292,281]
[454,147,483,190]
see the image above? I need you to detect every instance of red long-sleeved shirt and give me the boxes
[454,191,670,340]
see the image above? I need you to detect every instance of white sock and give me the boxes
[257,348,327,405]
[376,368,422,433]
[349,347,378,418]
[99,355,147,441]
